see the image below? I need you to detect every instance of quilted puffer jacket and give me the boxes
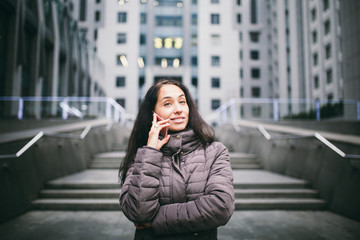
[120,129,235,240]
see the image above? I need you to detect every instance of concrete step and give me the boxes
[89,164,120,169]
[32,199,121,210]
[93,151,125,161]
[230,152,258,163]
[235,198,326,210]
[231,163,262,169]
[234,189,318,198]
[39,189,121,198]
[45,182,120,189]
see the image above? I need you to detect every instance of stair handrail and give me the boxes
[257,125,360,159]
[0,124,98,159]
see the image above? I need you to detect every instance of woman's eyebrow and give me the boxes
[160,94,185,101]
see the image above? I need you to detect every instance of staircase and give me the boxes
[32,151,325,211]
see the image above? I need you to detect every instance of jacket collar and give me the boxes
[161,129,201,156]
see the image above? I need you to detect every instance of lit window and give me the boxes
[116,54,128,67]
[154,37,162,48]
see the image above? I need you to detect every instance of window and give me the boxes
[192,0,197,4]
[237,0,241,6]
[324,20,330,35]
[252,106,261,117]
[312,31,317,43]
[239,32,242,42]
[80,0,86,21]
[327,93,333,100]
[249,31,260,43]
[95,11,101,22]
[250,50,259,60]
[211,77,220,88]
[252,87,261,98]
[191,56,198,66]
[239,50,243,60]
[211,14,220,24]
[96,0,101,3]
[240,68,243,78]
[116,98,126,108]
[211,56,220,66]
[94,29,98,40]
[156,16,182,26]
[118,12,127,23]
[191,34,197,46]
[192,14,197,25]
[141,13,146,24]
[116,54,127,66]
[240,87,244,97]
[211,0,219,4]
[140,34,146,45]
[251,68,260,79]
[250,0,257,24]
[323,0,329,11]
[325,44,331,59]
[211,99,221,110]
[313,52,318,66]
[211,34,221,46]
[237,14,241,24]
[117,33,126,44]
[192,77,198,87]
[314,75,319,89]
[326,69,333,83]
[311,8,316,21]
[116,76,126,87]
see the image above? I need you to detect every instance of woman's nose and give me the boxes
[173,103,182,113]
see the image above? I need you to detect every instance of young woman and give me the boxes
[119,79,234,240]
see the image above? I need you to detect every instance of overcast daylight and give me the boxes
[0,0,360,239]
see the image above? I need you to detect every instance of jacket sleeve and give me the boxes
[151,143,235,235]
[119,146,162,223]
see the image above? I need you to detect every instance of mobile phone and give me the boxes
[153,112,168,138]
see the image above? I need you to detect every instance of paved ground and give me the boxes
[1,210,359,240]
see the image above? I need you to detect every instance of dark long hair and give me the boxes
[119,79,214,183]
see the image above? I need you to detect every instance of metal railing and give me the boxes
[0,122,116,159]
[257,125,360,160]
[206,98,360,125]
[0,96,135,125]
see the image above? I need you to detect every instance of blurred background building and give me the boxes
[0,0,359,120]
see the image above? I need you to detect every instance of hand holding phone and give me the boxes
[153,112,168,138]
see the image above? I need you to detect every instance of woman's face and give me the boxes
[154,84,189,132]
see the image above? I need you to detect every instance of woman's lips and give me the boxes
[171,117,185,123]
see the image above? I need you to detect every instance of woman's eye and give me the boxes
[164,102,171,106]
[180,100,186,104]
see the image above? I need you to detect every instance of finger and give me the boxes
[152,113,157,127]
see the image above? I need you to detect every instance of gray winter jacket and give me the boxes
[120,129,235,240]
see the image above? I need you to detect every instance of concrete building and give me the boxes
[339,0,360,120]
[302,0,343,103]
[97,0,239,116]
[0,0,105,119]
